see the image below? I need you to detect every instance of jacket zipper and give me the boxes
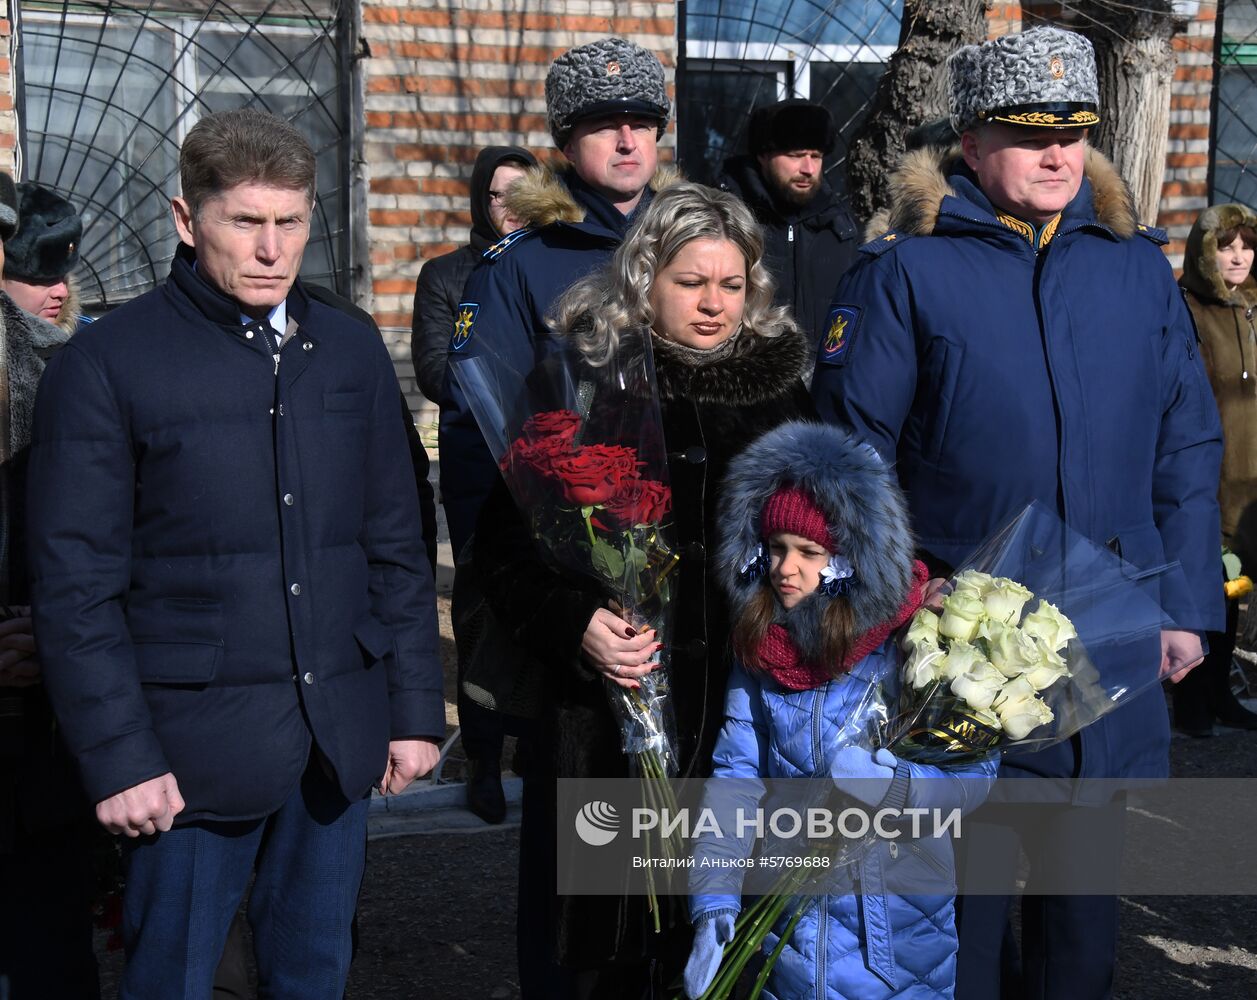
[811,683,827,999]
[788,224,794,243]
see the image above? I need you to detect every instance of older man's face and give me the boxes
[172,181,310,319]
[961,124,1086,224]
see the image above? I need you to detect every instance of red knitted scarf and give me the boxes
[755,560,930,692]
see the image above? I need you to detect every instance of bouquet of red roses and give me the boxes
[497,403,680,770]
[452,330,684,919]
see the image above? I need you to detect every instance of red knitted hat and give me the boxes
[760,485,834,550]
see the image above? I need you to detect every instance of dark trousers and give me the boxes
[1173,598,1240,724]
[120,758,368,1000]
[955,796,1126,1000]
[0,824,101,1000]
[517,770,685,1000]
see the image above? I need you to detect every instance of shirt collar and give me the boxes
[241,300,287,337]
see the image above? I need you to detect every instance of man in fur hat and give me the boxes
[2,182,82,334]
[0,171,96,997]
[811,25,1223,999]
[719,99,859,366]
[437,36,672,560]
[435,35,671,998]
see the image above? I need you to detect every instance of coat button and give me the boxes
[290,583,302,595]
[888,842,899,859]
[684,639,707,659]
[302,672,314,685]
[283,493,294,506]
[684,542,705,562]
[302,341,313,351]
[684,447,706,464]
[245,330,254,339]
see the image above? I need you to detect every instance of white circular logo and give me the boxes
[575,800,620,846]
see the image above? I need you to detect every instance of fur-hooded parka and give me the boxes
[865,141,1138,243]
[502,160,683,232]
[1180,203,1257,537]
[717,420,916,664]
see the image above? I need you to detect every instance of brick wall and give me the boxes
[358,0,677,426]
[1004,2,1216,269]
[0,4,15,176]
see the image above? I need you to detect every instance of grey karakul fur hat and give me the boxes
[717,421,917,641]
[545,37,670,147]
[949,26,1100,134]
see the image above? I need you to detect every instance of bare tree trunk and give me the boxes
[1074,1,1184,223]
[844,0,986,225]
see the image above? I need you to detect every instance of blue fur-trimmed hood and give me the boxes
[717,422,916,644]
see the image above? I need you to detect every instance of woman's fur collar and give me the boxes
[504,162,683,230]
[1,291,71,457]
[52,274,81,335]
[651,326,809,406]
[865,143,1138,243]
[1180,202,1257,307]
[717,421,916,649]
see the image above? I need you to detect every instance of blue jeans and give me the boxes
[120,757,368,1000]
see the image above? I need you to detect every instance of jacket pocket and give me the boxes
[135,641,222,686]
[353,618,393,664]
[324,390,369,414]
[921,338,964,463]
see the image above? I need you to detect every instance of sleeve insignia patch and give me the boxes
[820,304,860,366]
[450,302,479,352]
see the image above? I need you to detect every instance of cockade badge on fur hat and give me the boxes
[545,37,670,147]
[948,26,1100,134]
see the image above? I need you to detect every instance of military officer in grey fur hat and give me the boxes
[812,25,1222,1000]
[435,36,674,998]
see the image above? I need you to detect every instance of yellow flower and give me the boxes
[939,593,986,642]
[905,639,944,690]
[1020,600,1077,652]
[948,660,1007,712]
[981,619,1042,678]
[903,608,941,650]
[982,579,1034,625]
[950,570,996,601]
[992,676,1055,739]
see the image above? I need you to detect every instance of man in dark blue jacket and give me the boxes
[26,108,445,999]
[437,35,671,559]
[811,26,1223,1000]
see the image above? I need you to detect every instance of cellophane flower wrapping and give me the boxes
[683,502,1185,1000]
[451,329,681,774]
[884,500,1181,765]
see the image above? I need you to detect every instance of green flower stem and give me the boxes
[583,510,596,547]
[642,830,660,935]
[747,896,810,999]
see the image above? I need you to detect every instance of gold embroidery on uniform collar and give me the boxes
[996,211,1062,249]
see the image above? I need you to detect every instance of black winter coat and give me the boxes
[473,327,815,967]
[27,249,446,821]
[411,145,537,402]
[720,155,860,360]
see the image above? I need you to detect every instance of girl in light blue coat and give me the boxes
[684,421,997,999]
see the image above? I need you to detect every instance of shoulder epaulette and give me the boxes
[1134,222,1168,246]
[482,227,539,261]
[859,230,912,257]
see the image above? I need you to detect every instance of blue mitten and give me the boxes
[684,911,737,998]
[829,746,897,806]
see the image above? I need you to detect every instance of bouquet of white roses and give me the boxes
[893,570,1077,760]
